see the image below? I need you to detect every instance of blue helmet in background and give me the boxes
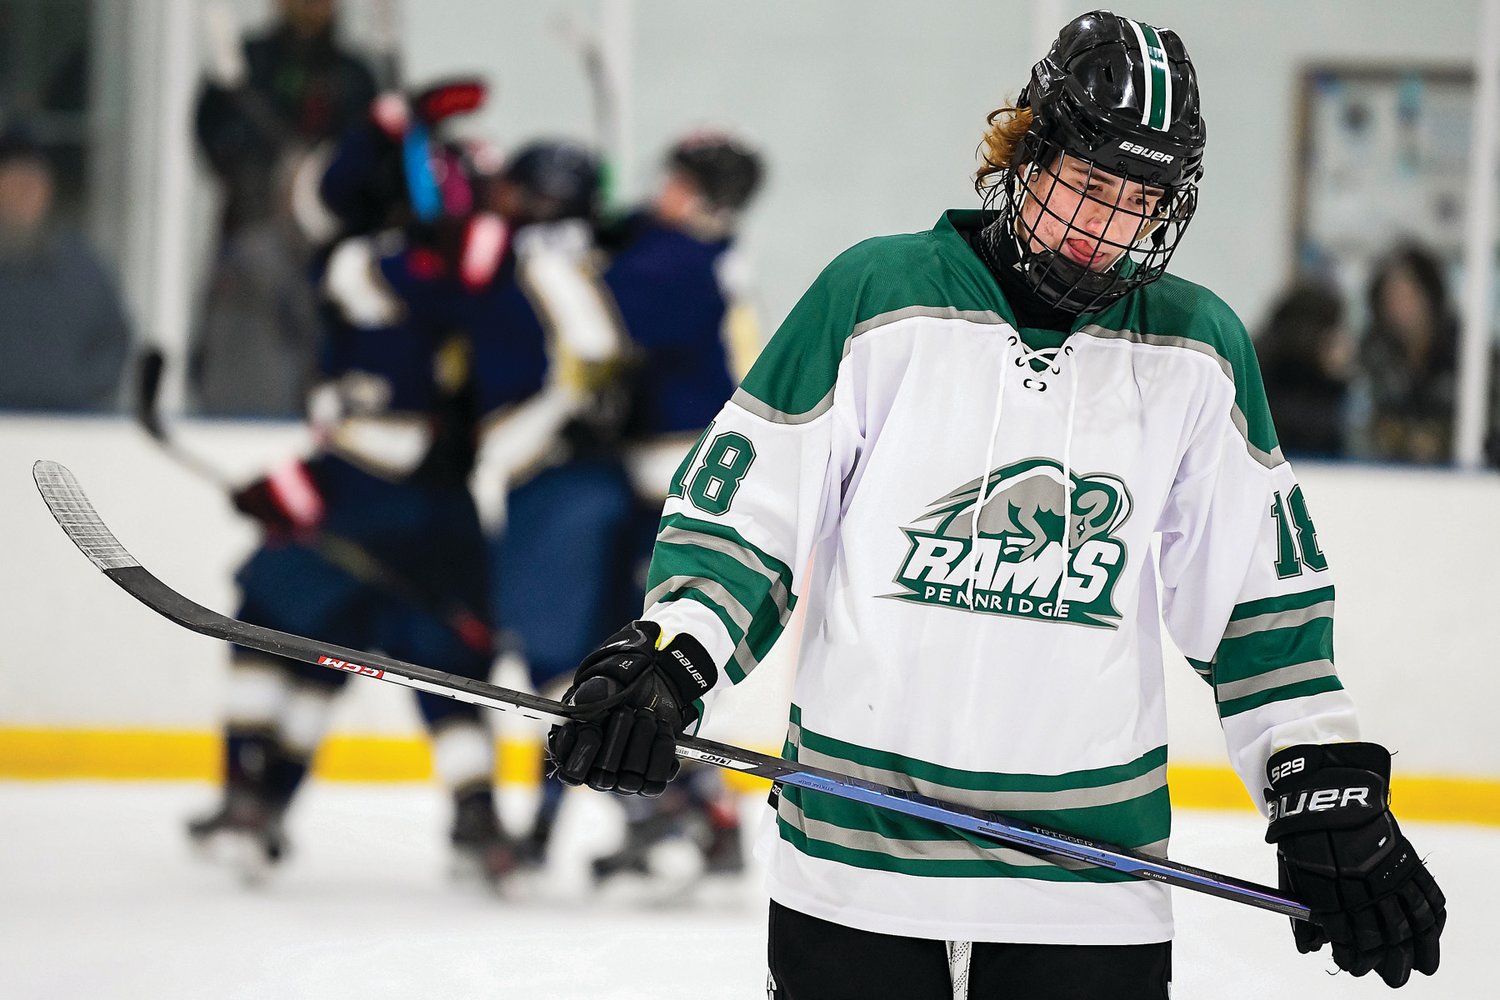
[496,140,602,225]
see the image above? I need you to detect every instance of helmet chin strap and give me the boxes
[983,171,1128,316]
[1020,248,1125,315]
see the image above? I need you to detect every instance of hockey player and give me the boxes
[460,139,622,869]
[599,130,766,617]
[303,137,615,877]
[467,138,620,524]
[586,132,766,884]
[547,11,1445,996]
[494,132,765,878]
[189,99,517,884]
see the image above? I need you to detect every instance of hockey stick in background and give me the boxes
[551,10,621,207]
[133,349,238,491]
[131,352,492,654]
[368,0,404,92]
[32,459,1311,922]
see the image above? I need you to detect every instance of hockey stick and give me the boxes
[368,0,404,92]
[551,11,620,208]
[131,351,492,654]
[31,459,1310,922]
[133,348,237,491]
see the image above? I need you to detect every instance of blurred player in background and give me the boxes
[587,133,766,886]
[461,136,624,872]
[191,0,377,416]
[189,84,521,885]
[546,11,1445,996]
[466,138,620,539]
[495,133,764,883]
[599,131,767,579]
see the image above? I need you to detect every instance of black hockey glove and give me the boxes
[1264,742,1446,988]
[547,621,716,797]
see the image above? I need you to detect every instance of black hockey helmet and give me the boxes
[985,10,1206,313]
[666,131,764,213]
[496,140,602,224]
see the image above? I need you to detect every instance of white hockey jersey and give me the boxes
[642,211,1359,945]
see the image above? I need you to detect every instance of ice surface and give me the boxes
[0,782,1491,999]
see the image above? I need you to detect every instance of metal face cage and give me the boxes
[985,137,1199,315]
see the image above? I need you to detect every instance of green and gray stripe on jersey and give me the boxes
[1187,587,1343,719]
[740,313,1285,470]
[1123,18,1172,131]
[733,214,1281,465]
[734,218,1031,422]
[776,705,1170,880]
[732,305,1011,425]
[645,513,797,683]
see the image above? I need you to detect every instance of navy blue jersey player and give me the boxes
[604,134,764,442]
[497,132,765,876]
[465,139,621,529]
[187,103,523,883]
[605,132,766,603]
[192,121,615,887]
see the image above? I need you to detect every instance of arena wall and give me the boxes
[2,416,1494,823]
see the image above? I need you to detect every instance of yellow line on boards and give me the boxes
[1,729,1497,826]
[0,728,537,785]
[0,729,221,781]
[1156,765,1500,827]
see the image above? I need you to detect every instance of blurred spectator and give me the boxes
[1256,281,1353,458]
[190,0,377,416]
[1356,243,1459,464]
[0,124,131,411]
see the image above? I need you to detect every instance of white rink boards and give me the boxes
[0,781,1490,1000]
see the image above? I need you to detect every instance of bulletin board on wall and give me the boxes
[1293,63,1476,322]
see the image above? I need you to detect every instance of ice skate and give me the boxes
[593,774,746,882]
[590,801,723,908]
[449,790,519,889]
[513,812,553,874]
[186,788,289,885]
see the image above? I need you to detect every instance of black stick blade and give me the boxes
[32,460,141,572]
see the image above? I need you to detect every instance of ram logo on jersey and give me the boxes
[885,458,1133,628]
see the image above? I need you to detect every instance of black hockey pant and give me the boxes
[767,900,1171,999]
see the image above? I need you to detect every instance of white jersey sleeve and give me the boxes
[1156,316,1359,811]
[639,254,864,727]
